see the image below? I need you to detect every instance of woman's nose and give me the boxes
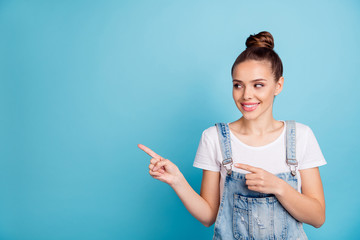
[243,86,253,100]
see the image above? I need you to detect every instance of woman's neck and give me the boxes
[233,116,282,136]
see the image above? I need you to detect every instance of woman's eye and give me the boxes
[233,83,263,88]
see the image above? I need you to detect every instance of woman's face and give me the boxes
[232,60,283,121]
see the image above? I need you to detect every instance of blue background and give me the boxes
[1,0,359,239]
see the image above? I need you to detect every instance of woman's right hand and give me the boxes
[138,144,182,187]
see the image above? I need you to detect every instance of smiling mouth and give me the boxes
[241,103,260,112]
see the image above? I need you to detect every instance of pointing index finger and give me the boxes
[234,163,259,173]
[138,144,163,160]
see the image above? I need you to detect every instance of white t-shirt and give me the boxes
[193,120,327,198]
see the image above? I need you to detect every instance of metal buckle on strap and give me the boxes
[286,158,298,176]
[289,166,297,176]
[222,158,233,175]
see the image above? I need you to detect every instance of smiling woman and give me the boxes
[139,31,326,239]
[232,59,283,120]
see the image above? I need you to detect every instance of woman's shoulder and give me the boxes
[293,121,311,134]
[291,121,315,142]
[201,125,218,139]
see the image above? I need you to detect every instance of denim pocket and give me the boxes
[233,193,288,240]
[233,194,249,240]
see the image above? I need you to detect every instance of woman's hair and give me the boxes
[231,31,283,81]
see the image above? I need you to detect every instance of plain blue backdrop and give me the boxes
[1,0,359,239]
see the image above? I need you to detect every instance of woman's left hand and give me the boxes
[234,163,284,195]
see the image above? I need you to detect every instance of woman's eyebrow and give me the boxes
[233,79,267,82]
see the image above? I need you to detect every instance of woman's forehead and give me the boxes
[232,60,273,80]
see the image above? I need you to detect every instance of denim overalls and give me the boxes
[213,120,308,240]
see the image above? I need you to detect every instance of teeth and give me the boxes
[244,104,258,107]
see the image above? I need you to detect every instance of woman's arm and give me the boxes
[138,144,220,227]
[171,170,220,227]
[235,163,325,228]
[276,167,325,228]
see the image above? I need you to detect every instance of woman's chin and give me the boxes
[240,112,260,121]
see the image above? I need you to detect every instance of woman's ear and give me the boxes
[274,76,284,96]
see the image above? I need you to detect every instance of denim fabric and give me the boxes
[212,172,307,240]
[286,120,298,176]
[213,122,307,240]
[215,121,233,175]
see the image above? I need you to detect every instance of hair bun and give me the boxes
[245,31,274,50]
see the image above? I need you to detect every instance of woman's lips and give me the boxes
[241,103,260,112]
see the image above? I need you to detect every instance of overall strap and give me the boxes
[285,120,298,176]
[215,123,233,175]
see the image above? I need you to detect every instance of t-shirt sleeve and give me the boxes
[299,126,327,170]
[193,130,220,172]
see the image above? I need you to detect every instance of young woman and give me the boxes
[138,31,326,239]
